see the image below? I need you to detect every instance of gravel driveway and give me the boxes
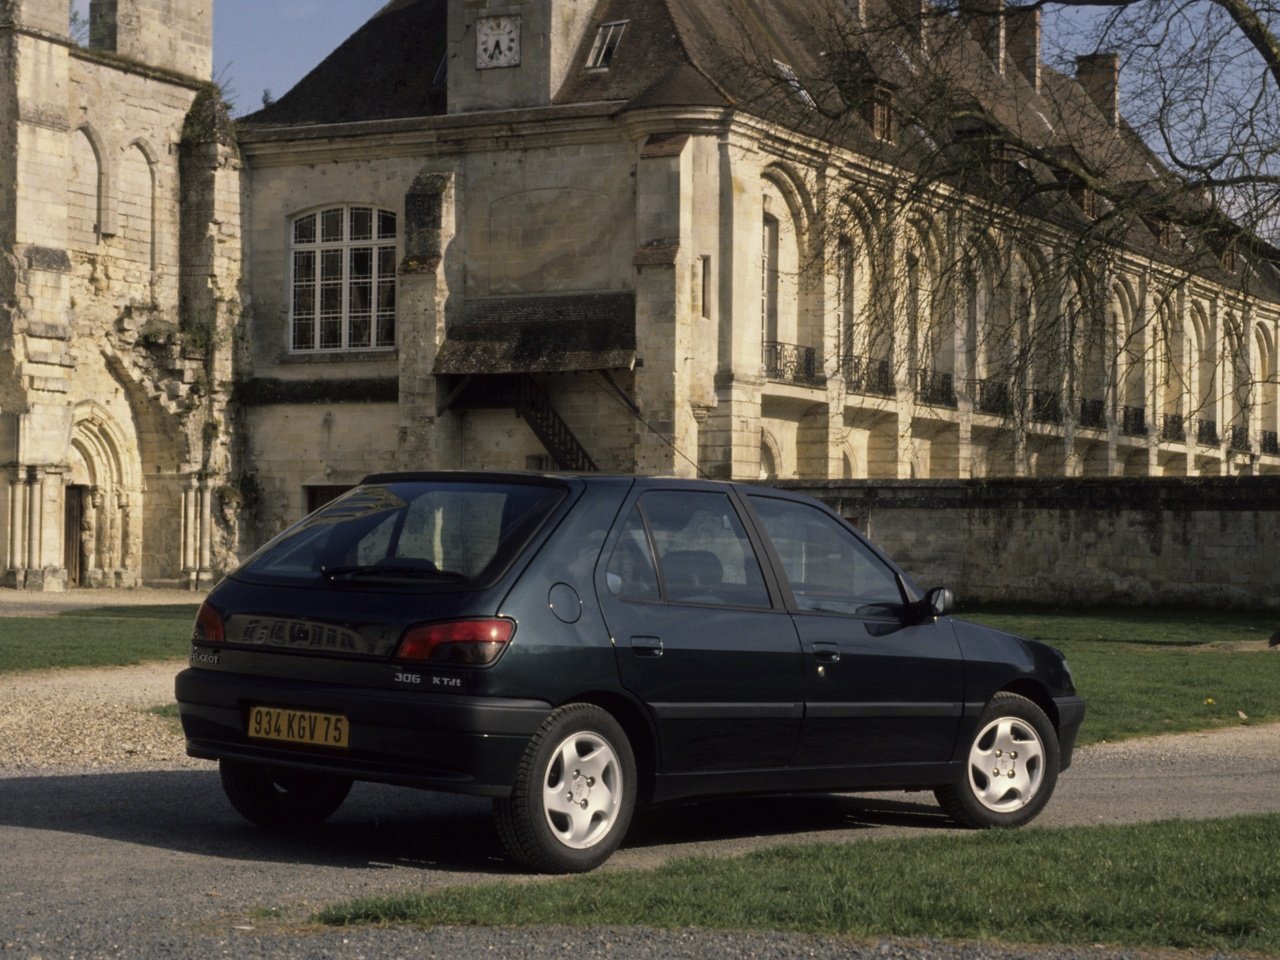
[3,591,1279,959]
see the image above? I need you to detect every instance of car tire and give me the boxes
[494,703,636,873]
[219,759,353,828]
[935,692,1059,829]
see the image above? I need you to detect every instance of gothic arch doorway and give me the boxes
[66,402,140,587]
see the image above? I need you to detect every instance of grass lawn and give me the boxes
[319,814,1280,953]
[960,604,1280,744]
[0,605,198,672]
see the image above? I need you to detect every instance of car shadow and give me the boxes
[0,768,514,875]
[626,791,953,848]
[1,768,953,874]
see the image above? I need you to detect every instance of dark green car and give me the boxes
[177,472,1084,873]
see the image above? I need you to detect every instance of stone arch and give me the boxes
[762,164,826,372]
[836,190,888,371]
[1188,300,1217,430]
[902,212,952,384]
[69,125,110,250]
[118,140,157,274]
[961,230,1001,382]
[68,401,141,583]
[759,428,782,480]
[1256,321,1278,445]
[1112,277,1145,417]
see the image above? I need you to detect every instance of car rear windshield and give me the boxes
[236,480,567,588]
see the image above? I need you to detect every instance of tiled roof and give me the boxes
[433,293,636,375]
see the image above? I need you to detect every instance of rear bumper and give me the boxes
[175,668,551,797]
[1054,695,1087,771]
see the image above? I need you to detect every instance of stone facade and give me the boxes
[0,0,238,590]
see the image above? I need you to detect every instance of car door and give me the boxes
[745,493,964,769]
[596,487,804,774]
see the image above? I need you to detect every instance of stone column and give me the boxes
[397,170,456,470]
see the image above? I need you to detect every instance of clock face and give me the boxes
[476,15,521,69]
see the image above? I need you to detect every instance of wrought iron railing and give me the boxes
[1121,405,1146,437]
[1263,431,1279,455]
[1229,425,1251,452]
[842,353,895,397]
[763,341,823,386]
[1030,389,1062,424]
[969,378,1013,416]
[1197,418,1219,445]
[914,368,957,408]
[1160,413,1186,442]
[1078,398,1106,429]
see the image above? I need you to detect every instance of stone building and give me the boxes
[232,0,1280,535]
[0,0,239,590]
[3,0,1279,588]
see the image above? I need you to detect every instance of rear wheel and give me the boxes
[219,759,352,828]
[935,692,1059,828]
[494,703,636,873]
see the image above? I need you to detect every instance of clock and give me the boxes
[476,15,521,69]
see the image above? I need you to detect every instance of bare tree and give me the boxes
[704,0,1280,475]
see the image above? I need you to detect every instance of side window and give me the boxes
[605,505,660,599]
[749,496,903,616]
[642,491,770,608]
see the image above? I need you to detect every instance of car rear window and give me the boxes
[237,480,566,588]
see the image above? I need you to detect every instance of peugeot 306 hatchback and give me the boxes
[177,473,1084,872]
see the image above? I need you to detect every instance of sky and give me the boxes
[212,0,389,116]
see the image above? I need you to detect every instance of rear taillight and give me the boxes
[193,600,225,646]
[394,619,515,666]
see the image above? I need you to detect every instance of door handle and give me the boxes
[811,642,840,663]
[631,636,663,658]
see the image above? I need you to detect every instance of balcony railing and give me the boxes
[1197,418,1219,445]
[914,368,957,408]
[763,341,823,386]
[1264,431,1279,455]
[1229,425,1251,452]
[1030,389,1062,424]
[1160,413,1186,442]
[969,378,1013,416]
[842,353,895,397]
[1079,398,1106,429]
[1121,405,1147,437]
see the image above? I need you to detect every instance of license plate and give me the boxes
[247,706,349,749]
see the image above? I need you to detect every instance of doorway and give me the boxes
[64,485,89,587]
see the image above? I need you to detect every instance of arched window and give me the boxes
[290,205,398,352]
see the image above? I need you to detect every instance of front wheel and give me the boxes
[219,759,352,828]
[494,703,636,873]
[935,692,1059,828]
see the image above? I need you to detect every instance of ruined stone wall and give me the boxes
[0,0,235,589]
[784,477,1280,611]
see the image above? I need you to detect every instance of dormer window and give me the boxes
[861,83,895,142]
[587,21,627,69]
[1143,216,1174,247]
[774,60,817,109]
[1222,244,1237,272]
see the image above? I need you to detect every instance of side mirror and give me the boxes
[922,586,954,621]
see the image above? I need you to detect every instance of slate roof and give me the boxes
[432,293,636,375]
[242,0,447,126]
[241,0,1280,297]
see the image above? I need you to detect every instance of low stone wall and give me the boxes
[779,477,1280,611]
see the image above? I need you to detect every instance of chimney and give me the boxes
[1076,52,1120,127]
[962,0,1005,76]
[884,0,928,52]
[1006,5,1040,94]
